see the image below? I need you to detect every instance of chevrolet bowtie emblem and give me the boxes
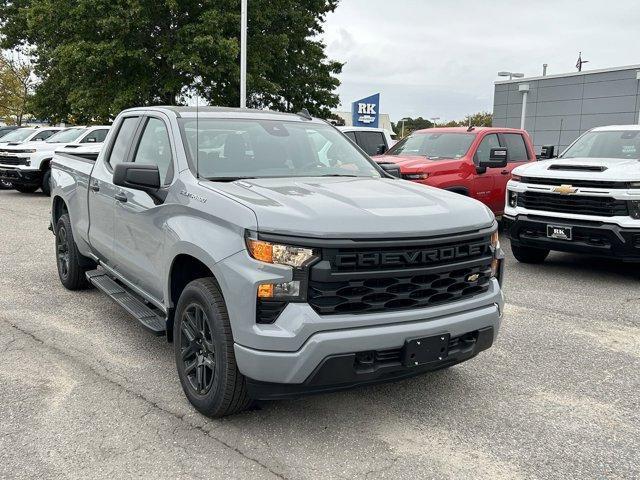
[553,184,578,195]
[466,273,480,282]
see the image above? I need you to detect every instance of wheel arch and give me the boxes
[444,186,470,196]
[51,195,68,233]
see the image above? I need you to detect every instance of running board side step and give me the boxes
[86,270,166,336]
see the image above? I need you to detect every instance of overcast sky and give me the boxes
[322,0,640,123]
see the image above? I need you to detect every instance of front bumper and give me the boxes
[234,299,502,390]
[0,167,42,186]
[504,214,640,261]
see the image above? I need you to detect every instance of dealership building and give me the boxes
[492,64,640,154]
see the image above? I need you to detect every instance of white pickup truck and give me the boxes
[504,125,640,263]
[0,125,109,195]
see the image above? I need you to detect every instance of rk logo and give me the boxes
[357,103,377,115]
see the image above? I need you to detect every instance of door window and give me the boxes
[32,130,57,141]
[343,131,357,142]
[354,131,386,155]
[107,117,140,168]
[502,133,529,162]
[475,134,500,164]
[81,129,109,144]
[132,118,173,185]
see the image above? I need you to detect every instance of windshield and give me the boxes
[387,132,475,160]
[179,118,382,180]
[0,128,35,142]
[561,130,640,160]
[46,128,85,143]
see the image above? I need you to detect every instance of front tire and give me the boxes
[0,179,12,190]
[55,214,91,290]
[511,244,550,264]
[174,278,251,418]
[42,169,51,196]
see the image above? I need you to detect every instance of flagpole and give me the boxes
[240,0,247,108]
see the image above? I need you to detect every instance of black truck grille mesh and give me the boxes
[0,155,26,166]
[308,264,492,315]
[517,191,628,217]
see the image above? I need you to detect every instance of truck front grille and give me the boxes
[307,234,494,315]
[0,155,27,166]
[520,176,628,190]
[517,191,628,217]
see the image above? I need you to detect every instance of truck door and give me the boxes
[88,115,141,263]
[497,133,531,202]
[471,133,500,212]
[112,115,175,301]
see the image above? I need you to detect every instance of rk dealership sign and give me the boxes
[352,93,380,128]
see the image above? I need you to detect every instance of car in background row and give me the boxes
[375,127,537,216]
[0,127,20,188]
[0,125,110,195]
[504,125,640,264]
[338,126,397,156]
[0,126,64,147]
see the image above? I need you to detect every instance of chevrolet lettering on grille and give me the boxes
[334,242,489,268]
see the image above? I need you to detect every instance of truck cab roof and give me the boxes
[120,106,326,124]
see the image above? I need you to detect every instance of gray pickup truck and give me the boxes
[50,106,505,417]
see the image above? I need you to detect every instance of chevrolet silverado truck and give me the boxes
[375,127,536,215]
[0,125,109,195]
[50,106,505,417]
[504,125,640,263]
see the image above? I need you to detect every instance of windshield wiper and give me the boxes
[204,176,256,182]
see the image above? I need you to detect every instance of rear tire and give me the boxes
[14,184,39,193]
[42,169,51,196]
[174,278,251,418]
[511,244,549,264]
[55,214,91,290]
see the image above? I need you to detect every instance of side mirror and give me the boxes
[537,145,556,160]
[375,144,387,155]
[377,162,401,178]
[478,148,508,169]
[113,163,166,204]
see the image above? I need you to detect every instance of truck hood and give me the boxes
[376,154,463,172]
[204,177,494,238]
[1,141,61,152]
[513,157,640,182]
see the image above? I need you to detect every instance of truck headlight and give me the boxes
[511,174,521,182]
[508,190,518,208]
[246,238,315,267]
[403,173,429,180]
[629,200,640,219]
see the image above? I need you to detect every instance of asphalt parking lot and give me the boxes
[0,189,638,480]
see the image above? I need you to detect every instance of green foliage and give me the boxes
[0,0,343,123]
[441,111,493,128]
[391,117,433,136]
[0,52,33,125]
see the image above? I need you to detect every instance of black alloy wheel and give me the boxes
[56,224,71,280]
[180,303,216,395]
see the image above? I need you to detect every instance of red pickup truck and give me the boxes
[375,127,536,215]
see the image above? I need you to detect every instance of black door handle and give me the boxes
[501,170,509,175]
[90,183,100,192]
[115,192,128,203]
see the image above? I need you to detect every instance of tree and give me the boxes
[0,51,33,125]
[0,0,343,123]
[441,111,493,128]
[391,117,433,137]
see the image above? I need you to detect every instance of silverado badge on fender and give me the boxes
[552,185,578,195]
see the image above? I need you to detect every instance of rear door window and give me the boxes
[354,131,386,155]
[502,133,529,162]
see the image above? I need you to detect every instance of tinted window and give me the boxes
[354,131,385,155]
[344,131,357,142]
[81,129,109,144]
[503,133,528,162]
[132,118,173,185]
[108,117,140,167]
[33,130,57,141]
[476,134,500,163]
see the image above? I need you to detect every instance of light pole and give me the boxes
[240,0,247,108]
[399,117,410,138]
[430,117,440,127]
[498,71,524,81]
